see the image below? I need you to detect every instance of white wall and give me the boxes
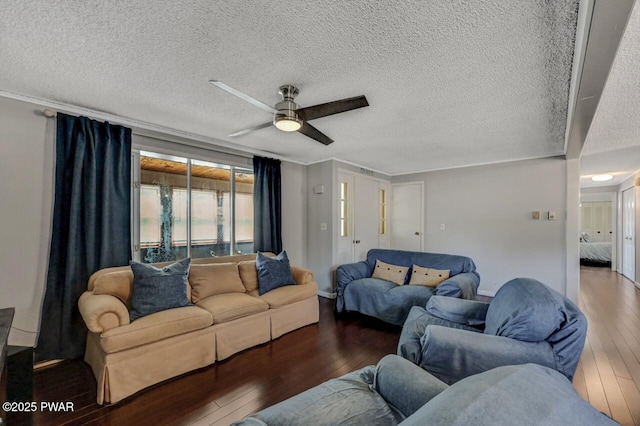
[393,157,569,296]
[281,161,307,267]
[306,161,334,295]
[0,96,54,346]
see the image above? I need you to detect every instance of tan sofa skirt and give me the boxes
[270,295,319,339]
[85,326,216,404]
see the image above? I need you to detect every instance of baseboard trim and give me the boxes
[477,289,497,298]
[34,359,64,370]
[318,291,337,299]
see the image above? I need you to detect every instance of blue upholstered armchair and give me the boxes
[398,277,587,383]
[335,249,480,325]
[233,355,614,425]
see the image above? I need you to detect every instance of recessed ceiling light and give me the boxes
[591,174,613,182]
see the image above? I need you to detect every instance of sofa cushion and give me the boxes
[408,265,450,287]
[248,283,318,308]
[371,259,409,285]
[256,251,296,295]
[100,305,212,354]
[238,260,260,292]
[197,293,269,324]
[93,270,134,306]
[188,262,246,303]
[129,258,192,321]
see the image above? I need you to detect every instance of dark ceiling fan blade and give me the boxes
[229,121,273,137]
[209,80,278,114]
[298,122,334,145]
[296,95,369,121]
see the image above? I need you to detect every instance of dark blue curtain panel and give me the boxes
[253,156,282,254]
[36,113,131,361]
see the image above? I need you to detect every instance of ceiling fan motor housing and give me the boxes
[274,84,302,129]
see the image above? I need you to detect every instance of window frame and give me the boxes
[131,148,254,262]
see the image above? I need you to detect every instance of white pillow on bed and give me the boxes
[580,232,593,243]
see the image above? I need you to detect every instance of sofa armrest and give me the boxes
[436,272,480,299]
[420,326,557,384]
[78,291,130,333]
[426,296,489,326]
[335,260,369,312]
[290,266,313,286]
[373,354,448,419]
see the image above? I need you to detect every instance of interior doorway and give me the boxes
[579,192,616,269]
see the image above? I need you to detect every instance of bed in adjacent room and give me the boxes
[580,232,612,266]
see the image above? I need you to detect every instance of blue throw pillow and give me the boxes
[256,251,296,295]
[129,257,192,321]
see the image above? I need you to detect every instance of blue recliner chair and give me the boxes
[233,355,613,425]
[397,277,587,383]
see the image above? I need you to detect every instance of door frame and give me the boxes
[335,169,392,264]
[391,181,424,252]
[580,192,617,271]
[620,186,636,284]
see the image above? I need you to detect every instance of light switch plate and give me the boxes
[532,211,540,220]
[548,211,556,220]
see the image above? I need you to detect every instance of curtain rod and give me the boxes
[38,108,301,164]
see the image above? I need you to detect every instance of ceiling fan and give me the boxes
[209,80,369,145]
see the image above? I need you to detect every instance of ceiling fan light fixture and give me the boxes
[274,114,302,132]
[591,174,613,182]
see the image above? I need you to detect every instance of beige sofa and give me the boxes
[78,253,319,404]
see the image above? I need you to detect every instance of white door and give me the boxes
[622,188,635,281]
[336,171,355,266]
[391,182,423,251]
[353,175,381,261]
[379,181,391,249]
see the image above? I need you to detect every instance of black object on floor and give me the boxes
[7,345,33,402]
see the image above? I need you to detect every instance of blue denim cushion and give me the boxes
[256,251,296,295]
[129,257,192,321]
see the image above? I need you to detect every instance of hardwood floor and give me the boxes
[9,301,400,426]
[10,266,640,425]
[575,266,640,426]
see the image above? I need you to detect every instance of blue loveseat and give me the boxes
[233,354,615,425]
[335,249,480,325]
[397,277,587,383]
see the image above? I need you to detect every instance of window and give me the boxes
[139,185,161,247]
[380,189,387,235]
[340,182,349,237]
[134,151,254,263]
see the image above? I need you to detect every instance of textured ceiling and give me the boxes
[1,1,581,175]
[580,1,640,187]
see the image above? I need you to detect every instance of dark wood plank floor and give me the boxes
[10,266,640,425]
[9,300,400,426]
